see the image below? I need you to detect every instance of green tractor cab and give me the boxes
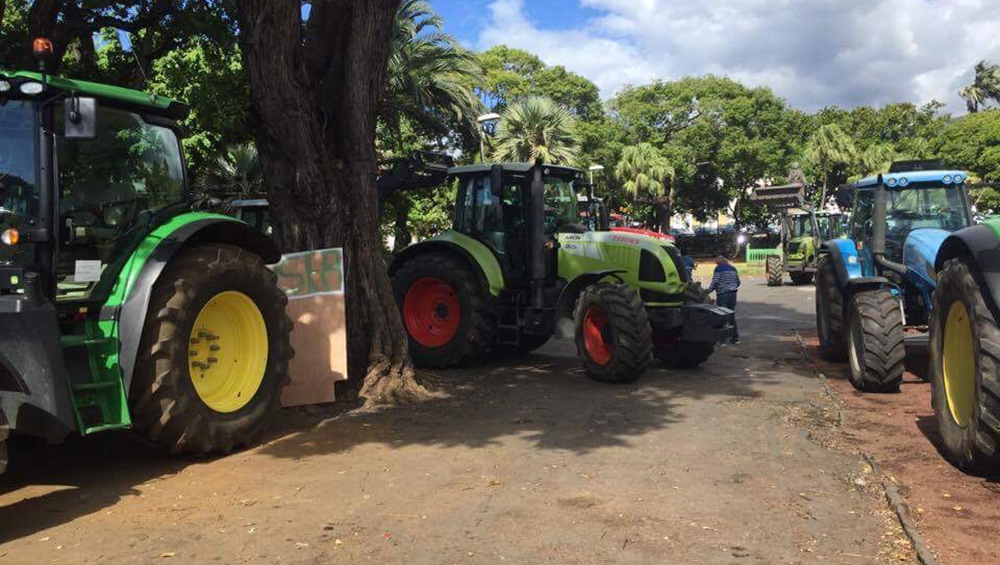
[389,161,733,382]
[750,183,843,286]
[0,67,292,474]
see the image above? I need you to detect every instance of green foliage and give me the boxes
[493,96,580,165]
[476,45,602,120]
[615,143,671,199]
[382,0,485,149]
[194,142,263,206]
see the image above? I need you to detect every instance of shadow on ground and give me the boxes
[1,292,815,543]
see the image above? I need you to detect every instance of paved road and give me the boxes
[0,277,914,564]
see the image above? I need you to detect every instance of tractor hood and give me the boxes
[903,228,951,279]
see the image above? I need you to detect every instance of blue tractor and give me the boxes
[815,161,974,392]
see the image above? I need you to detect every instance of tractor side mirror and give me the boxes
[835,185,853,210]
[490,164,504,197]
[64,96,98,140]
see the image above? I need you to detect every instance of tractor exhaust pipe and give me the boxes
[872,176,907,276]
[529,162,546,310]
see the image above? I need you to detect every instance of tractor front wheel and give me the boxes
[816,256,846,361]
[846,289,905,392]
[766,256,783,287]
[393,253,494,368]
[131,244,294,455]
[575,283,652,383]
[929,258,1000,474]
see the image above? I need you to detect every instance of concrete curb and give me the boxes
[864,451,941,565]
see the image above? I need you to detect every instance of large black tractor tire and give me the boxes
[685,280,712,304]
[815,256,846,361]
[130,244,294,455]
[789,271,814,285]
[766,256,783,287]
[846,288,905,392]
[575,283,652,383]
[393,253,494,368]
[0,410,8,475]
[929,258,1000,474]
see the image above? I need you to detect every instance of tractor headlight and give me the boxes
[899,177,910,187]
[943,174,953,184]
[887,178,898,187]
[1,228,20,246]
[0,80,10,93]
[19,81,43,95]
[954,174,965,184]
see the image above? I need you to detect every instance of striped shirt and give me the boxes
[708,263,741,294]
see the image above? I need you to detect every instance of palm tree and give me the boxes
[195,142,263,208]
[381,0,484,147]
[615,143,674,231]
[492,96,580,165]
[858,143,896,176]
[959,60,1000,113]
[805,124,857,207]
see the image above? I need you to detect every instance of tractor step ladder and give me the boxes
[61,328,131,435]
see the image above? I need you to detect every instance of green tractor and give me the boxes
[0,64,292,474]
[750,183,843,286]
[389,161,733,382]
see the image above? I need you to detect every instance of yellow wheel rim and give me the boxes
[942,301,976,428]
[188,291,269,413]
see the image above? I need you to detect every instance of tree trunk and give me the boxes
[656,200,670,234]
[393,198,412,253]
[238,0,427,406]
[819,173,829,209]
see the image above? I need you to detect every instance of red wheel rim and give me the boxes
[583,306,614,365]
[403,277,461,348]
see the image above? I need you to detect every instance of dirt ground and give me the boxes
[802,330,1000,565]
[1,278,921,565]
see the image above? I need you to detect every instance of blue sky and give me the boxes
[428,0,1000,114]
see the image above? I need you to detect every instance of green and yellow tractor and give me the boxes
[389,161,733,382]
[0,59,291,474]
[750,183,843,286]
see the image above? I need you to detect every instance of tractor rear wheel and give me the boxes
[789,271,814,285]
[0,410,8,475]
[131,244,294,455]
[766,256,783,287]
[846,288,905,392]
[393,253,494,368]
[929,258,1000,474]
[816,256,846,361]
[685,280,712,304]
[575,283,652,383]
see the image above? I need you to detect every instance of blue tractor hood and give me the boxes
[903,228,951,280]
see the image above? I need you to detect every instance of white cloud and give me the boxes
[475,0,1000,113]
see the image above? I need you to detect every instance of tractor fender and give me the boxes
[821,239,892,294]
[116,215,281,393]
[554,270,626,338]
[389,236,504,297]
[935,224,1000,319]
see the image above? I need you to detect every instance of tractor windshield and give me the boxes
[816,215,842,240]
[543,176,582,232]
[0,101,39,264]
[789,215,814,238]
[886,187,970,236]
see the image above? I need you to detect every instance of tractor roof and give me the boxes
[0,70,189,121]
[449,162,585,179]
[853,170,968,189]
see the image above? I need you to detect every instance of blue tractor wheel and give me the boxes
[846,288,905,392]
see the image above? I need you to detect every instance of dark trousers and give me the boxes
[716,290,739,342]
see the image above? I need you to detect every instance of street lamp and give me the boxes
[477,113,502,163]
[588,164,605,184]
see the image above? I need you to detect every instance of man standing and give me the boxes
[708,255,741,344]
